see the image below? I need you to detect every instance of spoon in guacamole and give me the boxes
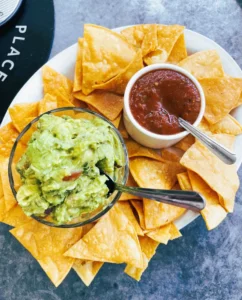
[100,169,205,212]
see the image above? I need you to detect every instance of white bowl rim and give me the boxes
[124,63,206,141]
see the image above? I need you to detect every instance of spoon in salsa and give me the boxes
[100,169,206,212]
[178,118,237,165]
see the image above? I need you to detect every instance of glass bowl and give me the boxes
[8,107,129,228]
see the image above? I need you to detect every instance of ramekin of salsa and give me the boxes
[123,64,205,149]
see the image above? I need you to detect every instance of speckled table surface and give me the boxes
[1,0,242,299]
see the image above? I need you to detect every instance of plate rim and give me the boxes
[2,25,242,230]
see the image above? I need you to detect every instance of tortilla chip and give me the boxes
[126,139,163,162]
[146,223,171,244]
[169,223,182,240]
[10,220,83,287]
[172,182,181,190]
[2,204,31,227]
[42,65,74,103]
[0,176,3,198]
[208,114,242,135]
[161,147,184,162]
[177,172,192,191]
[0,159,20,212]
[74,90,123,120]
[0,141,26,163]
[73,260,103,286]
[93,50,143,95]
[121,25,158,57]
[178,50,224,78]
[167,33,187,64]
[82,24,136,95]
[118,116,129,139]
[146,223,181,244]
[38,94,58,115]
[74,38,83,92]
[130,200,145,229]
[124,236,159,281]
[0,122,19,143]
[64,205,143,268]
[199,77,242,124]
[119,173,142,201]
[143,198,185,230]
[180,135,239,212]
[116,202,143,236]
[9,102,39,132]
[111,114,122,128]
[144,25,184,64]
[174,134,195,151]
[130,158,185,190]
[188,170,227,230]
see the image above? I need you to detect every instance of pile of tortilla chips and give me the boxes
[0,24,241,287]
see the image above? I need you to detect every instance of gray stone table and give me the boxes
[1,0,242,299]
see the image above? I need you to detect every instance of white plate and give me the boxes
[2,26,242,230]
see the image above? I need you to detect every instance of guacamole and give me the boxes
[16,114,124,224]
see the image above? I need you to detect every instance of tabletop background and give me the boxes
[1,0,242,299]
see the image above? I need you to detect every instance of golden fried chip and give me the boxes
[126,139,163,162]
[10,220,83,287]
[177,172,192,191]
[82,24,136,95]
[116,202,143,236]
[188,170,227,230]
[146,223,171,244]
[64,205,143,268]
[130,200,145,229]
[143,198,185,230]
[118,116,129,139]
[124,236,159,281]
[0,159,20,212]
[119,173,141,201]
[74,90,123,120]
[130,158,186,229]
[38,94,58,115]
[42,65,74,103]
[73,260,103,286]
[0,141,26,163]
[167,33,187,64]
[180,135,239,212]
[0,122,19,143]
[146,223,181,243]
[93,50,143,95]
[111,114,122,128]
[121,25,158,57]
[199,77,242,124]
[49,89,74,108]
[0,176,3,198]
[144,25,184,64]
[74,38,83,92]
[130,158,185,190]
[178,50,224,78]
[2,204,31,227]
[174,134,195,151]
[169,223,182,240]
[208,114,242,135]
[9,102,39,132]
[161,147,184,162]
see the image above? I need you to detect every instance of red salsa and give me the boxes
[130,69,201,135]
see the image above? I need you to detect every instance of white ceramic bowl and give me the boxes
[123,63,206,149]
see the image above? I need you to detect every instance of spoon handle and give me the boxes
[115,184,205,212]
[178,118,236,165]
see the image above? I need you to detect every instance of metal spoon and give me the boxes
[178,118,237,165]
[101,170,206,212]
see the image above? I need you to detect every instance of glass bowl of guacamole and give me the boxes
[8,107,129,228]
